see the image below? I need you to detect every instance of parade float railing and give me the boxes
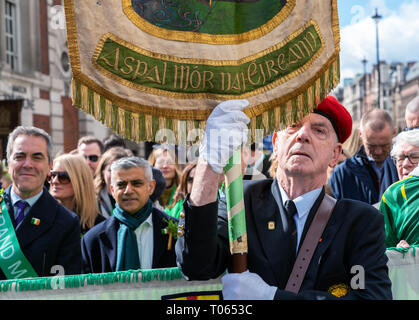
[0,247,417,300]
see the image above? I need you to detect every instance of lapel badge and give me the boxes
[31,218,41,226]
[268,221,275,230]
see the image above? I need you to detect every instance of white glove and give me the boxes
[200,99,250,174]
[222,270,277,300]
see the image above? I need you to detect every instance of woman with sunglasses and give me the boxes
[164,162,196,219]
[49,154,105,235]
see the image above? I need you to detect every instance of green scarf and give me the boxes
[113,199,153,271]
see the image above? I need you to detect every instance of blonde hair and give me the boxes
[148,147,181,187]
[52,154,99,230]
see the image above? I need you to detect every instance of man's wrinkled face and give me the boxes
[393,142,419,180]
[273,113,342,182]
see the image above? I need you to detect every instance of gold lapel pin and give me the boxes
[268,221,275,230]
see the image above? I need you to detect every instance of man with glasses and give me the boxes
[0,126,81,280]
[379,129,419,248]
[77,136,104,175]
[329,109,398,205]
[404,96,419,131]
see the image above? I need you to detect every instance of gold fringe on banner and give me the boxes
[71,55,340,143]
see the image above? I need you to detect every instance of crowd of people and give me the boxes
[0,94,418,300]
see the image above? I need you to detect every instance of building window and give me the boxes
[5,0,19,71]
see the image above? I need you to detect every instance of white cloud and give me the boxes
[339,0,419,82]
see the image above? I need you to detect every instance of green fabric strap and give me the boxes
[0,200,38,279]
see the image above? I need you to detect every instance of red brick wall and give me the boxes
[62,97,79,152]
[33,114,51,134]
[39,89,50,100]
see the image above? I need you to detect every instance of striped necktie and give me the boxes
[15,200,29,226]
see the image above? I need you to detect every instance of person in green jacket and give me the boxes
[379,129,419,248]
[165,162,196,219]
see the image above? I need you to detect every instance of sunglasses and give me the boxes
[48,171,71,184]
[83,155,99,162]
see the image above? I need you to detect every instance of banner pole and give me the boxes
[224,148,248,273]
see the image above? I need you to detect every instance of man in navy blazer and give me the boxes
[1,126,81,280]
[81,157,177,273]
[176,97,392,300]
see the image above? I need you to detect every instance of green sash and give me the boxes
[0,199,38,279]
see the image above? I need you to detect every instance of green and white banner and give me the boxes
[64,0,340,142]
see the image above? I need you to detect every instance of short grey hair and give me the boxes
[406,96,419,114]
[7,126,54,162]
[390,129,419,158]
[360,108,393,132]
[110,156,153,186]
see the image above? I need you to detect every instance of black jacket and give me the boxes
[176,179,392,300]
[1,186,82,279]
[81,207,178,273]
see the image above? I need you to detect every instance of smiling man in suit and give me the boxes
[0,126,81,280]
[81,156,177,273]
[175,97,392,300]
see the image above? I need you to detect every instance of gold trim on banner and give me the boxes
[121,0,296,45]
[64,0,81,75]
[72,56,340,143]
[75,51,338,121]
[91,20,325,100]
[65,0,341,142]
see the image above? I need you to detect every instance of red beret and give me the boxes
[313,96,352,143]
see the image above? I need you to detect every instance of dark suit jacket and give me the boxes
[329,146,398,204]
[81,207,178,273]
[1,186,82,279]
[176,179,392,300]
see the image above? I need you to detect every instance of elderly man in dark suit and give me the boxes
[176,97,392,300]
[0,126,81,280]
[81,156,177,273]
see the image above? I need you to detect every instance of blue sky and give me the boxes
[336,0,419,82]
[338,0,402,27]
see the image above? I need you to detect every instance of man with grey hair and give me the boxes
[405,96,419,130]
[0,126,81,280]
[81,156,178,273]
[329,108,399,204]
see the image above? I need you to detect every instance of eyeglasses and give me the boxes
[392,152,419,166]
[83,155,99,162]
[48,171,71,184]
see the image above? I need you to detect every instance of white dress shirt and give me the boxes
[134,213,154,269]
